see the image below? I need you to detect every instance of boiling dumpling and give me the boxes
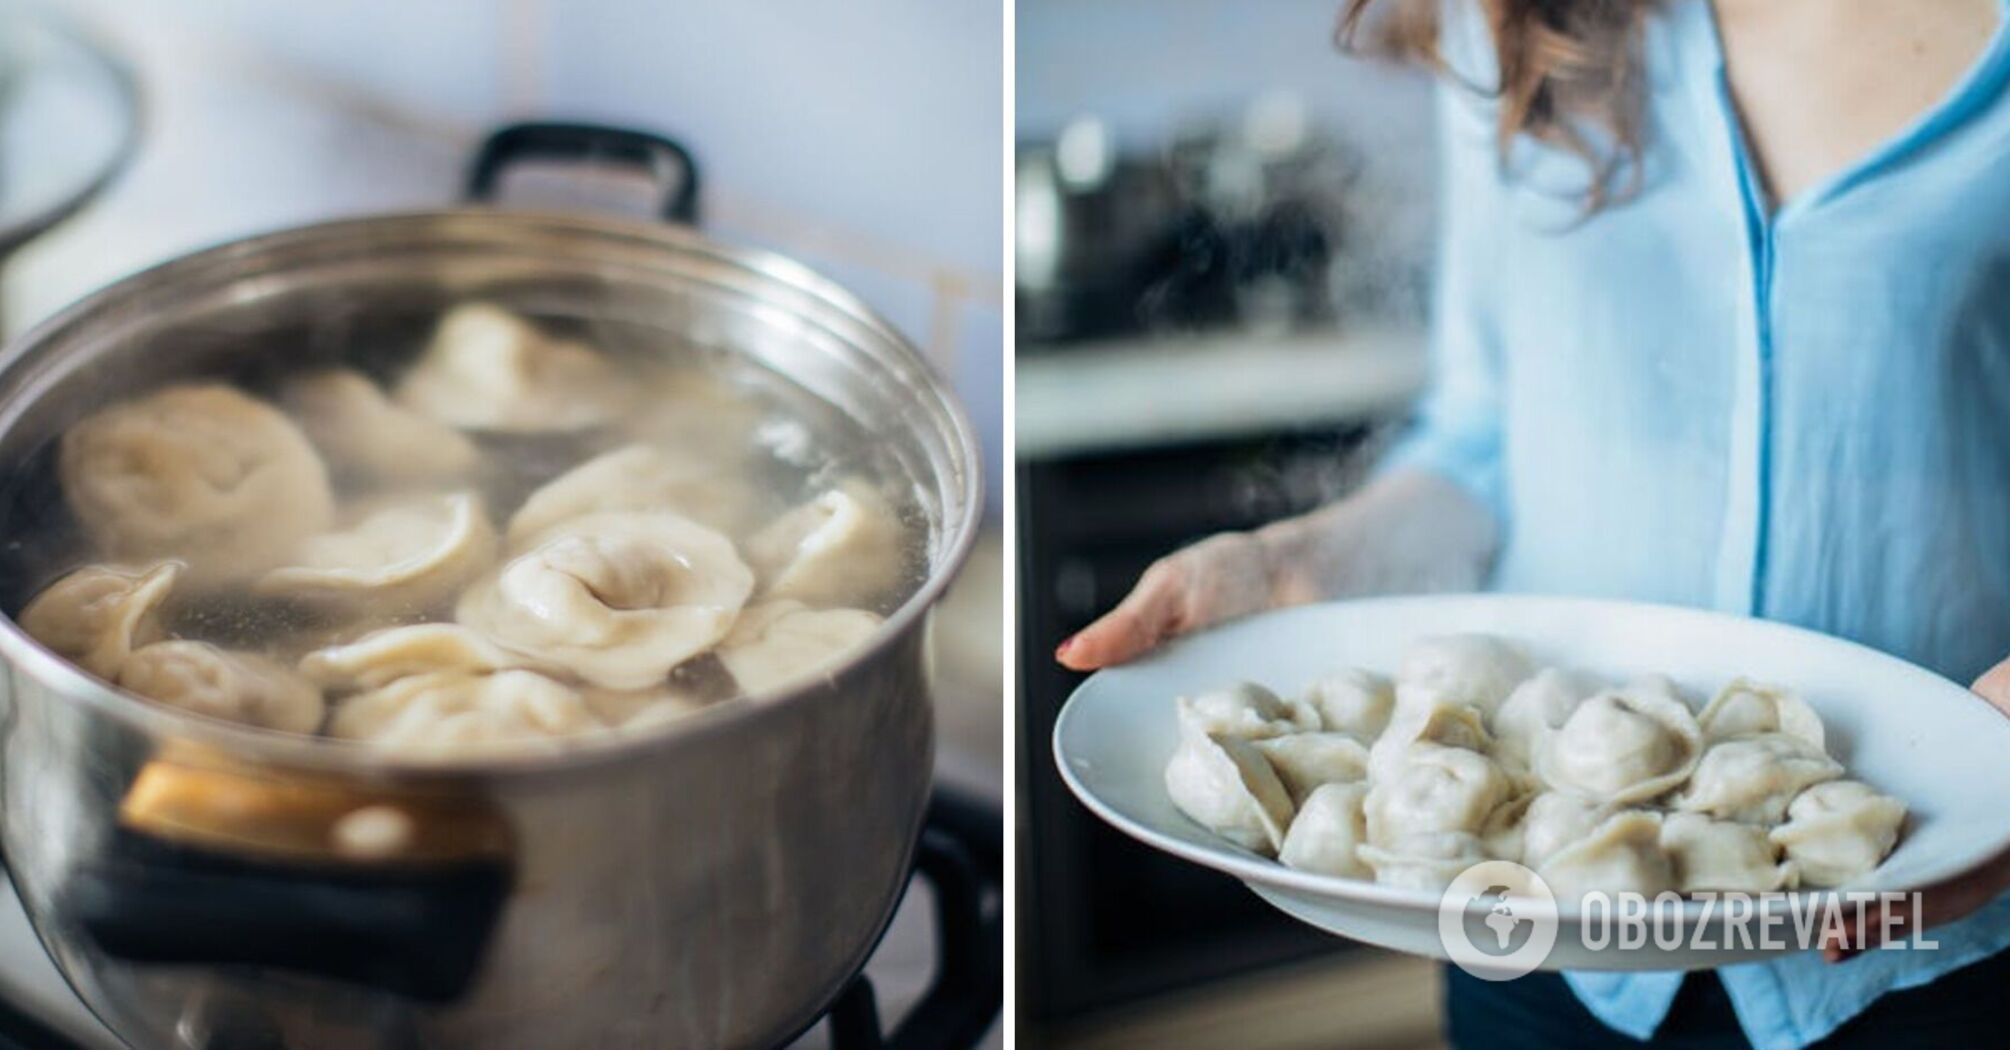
[456,510,754,689]
[1367,696,1493,781]
[1278,782,1371,878]
[299,623,538,692]
[1660,811,1796,893]
[1164,731,1296,854]
[1491,668,1589,770]
[60,384,334,579]
[1252,732,1371,804]
[1697,678,1826,748]
[1672,733,1844,825]
[257,491,498,613]
[1537,811,1675,901]
[330,669,603,756]
[395,303,630,432]
[580,685,710,733]
[622,367,767,461]
[1358,831,1487,892]
[1300,668,1394,739]
[715,600,883,697]
[1364,741,1515,846]
[508,443,761,545]
[118,641,324,734]
[745,479,905,607]
[1396,633,1534,714]
[1177,681,1320,741]
[1534,677,1702,804]
[18,560,182,679]
[1768,780,1906,887]
[280,368,479,483]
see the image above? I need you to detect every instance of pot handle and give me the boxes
[465,121,702,224]
[61,827,511,1004]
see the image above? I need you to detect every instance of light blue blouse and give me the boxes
[1387,1,2010,1045]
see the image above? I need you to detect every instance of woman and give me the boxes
[1055,0,2010,1046]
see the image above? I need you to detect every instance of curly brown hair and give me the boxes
[1339,0,1656,210]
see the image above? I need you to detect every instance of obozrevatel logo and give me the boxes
[1437,860,1559,980]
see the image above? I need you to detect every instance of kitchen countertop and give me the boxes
[1015,326,1427,460]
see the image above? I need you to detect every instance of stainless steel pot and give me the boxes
[0,125,986,1049]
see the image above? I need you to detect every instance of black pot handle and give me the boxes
[465,121,702,224]
[830,791,1003,1050]
[61,827,511,1004]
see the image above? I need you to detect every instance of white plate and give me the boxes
[1052,595,2010,970]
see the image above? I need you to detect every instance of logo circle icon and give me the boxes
[1437,860,1559,981]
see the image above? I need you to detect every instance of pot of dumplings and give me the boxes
[0,123,984,1049]
[1053,595,2010,970]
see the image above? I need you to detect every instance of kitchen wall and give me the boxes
[3,0,1004,510]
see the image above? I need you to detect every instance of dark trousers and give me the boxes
[1444,948,2010,1049]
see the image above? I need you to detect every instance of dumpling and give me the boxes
[1534,678,1702,805]
[1395,633,1534,714]
[1299,668,1394,739]
[1769,780,1906,887]
[1364,742,1515,847]
[580,685,710,732]
[1358,831,1487,892]
[715,600,883,697]
[1366,696,1493,782]
[1660,811,1797,893]
[118,641,325,734]
[299,622,538,692]
[329,669,604,756]
[60,384,334,579]
[280,368,478,483]
[1491,668,1589,770]
[1164,731,1296,854]
[456,510,754,689]
[1176,681,1320,741]
[1252,732,1371,804]
[745,479,905,607]
[1537,811,1675,901]
[1278,781,1371,878]
[621,367,767,461]
[507,443,761,545]
[257,491,498,613]
[1672,733,1844,825]
[1517,792,1613,869]
[1697,678,1826,748]
[18,560,182,679]
[395,303,631,432]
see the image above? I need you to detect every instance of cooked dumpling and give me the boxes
[456,510,754,689]
[60,384,334,579]
[715,600,882,697]
[1367,695,1493,781]
[299,622,537,692]
[18,560,182,679]
[1278,781,1371,878]
[1300,668,1394,739]
[1769,780,1906,887]
[1697,678,1825,748]
[1395,633,1534,714]
[330,669,603,756]
[1660,812,1796,893]
[745,479,905,607]
[1164,731,1296,854]
[257,491,498,613]
[1537,811,1675,901]
[395,303,630,432]
[1253,732,1371,804]
[1365,741,1515,846]
[280,368,479,483]
[580,685,710,732]
[1358,831,1487,892]
[1534,677,1702,804]
[1177,681,1320,741]
[1491,668,1589,770]
[1672,733,1844,825]
[118,640,324,734]
[1516,792,1613,869]
[508,443,760,545]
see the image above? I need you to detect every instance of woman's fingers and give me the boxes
[1056,560,1187,671]
[1055,532,1274,672]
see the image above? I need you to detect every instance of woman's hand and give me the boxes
[1054,530,1279,671]
[1825,657,2010,961]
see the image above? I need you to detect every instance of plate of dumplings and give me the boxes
[1052,594,2010,970]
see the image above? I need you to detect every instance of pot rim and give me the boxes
[0,207,986,782]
